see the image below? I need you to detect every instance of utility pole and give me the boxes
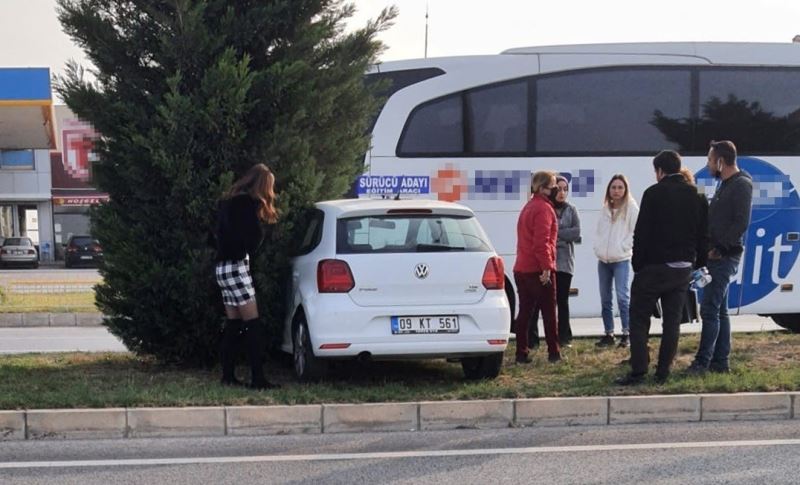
[424,3,429,58]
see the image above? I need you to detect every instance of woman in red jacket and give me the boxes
[514,170,561,364]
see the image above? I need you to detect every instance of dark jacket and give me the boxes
[215,194,265,262]
[632,174,709,273]
[708,171,753,258]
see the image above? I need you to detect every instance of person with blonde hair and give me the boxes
[513,170,561,364]
[215,163,279,389]
[593,174,639,348]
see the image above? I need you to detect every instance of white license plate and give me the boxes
[80,256,93,260]
[391,315,459,334]
[14,250,24,255]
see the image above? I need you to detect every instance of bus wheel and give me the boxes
[770,314,800,333]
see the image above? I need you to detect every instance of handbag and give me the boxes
[652,286,700,324]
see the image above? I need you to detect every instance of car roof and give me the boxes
[315,198,475,218]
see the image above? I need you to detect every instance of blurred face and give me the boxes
[707,147,723,179]
[556,180,568,202]
[609,179,626,202]
[540,176,557,196]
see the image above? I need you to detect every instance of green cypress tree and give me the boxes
[56,0,396,366]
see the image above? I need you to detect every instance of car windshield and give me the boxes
[3,238,32,247]
[337,214,492,254]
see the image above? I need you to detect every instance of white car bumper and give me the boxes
[302,291,510,359]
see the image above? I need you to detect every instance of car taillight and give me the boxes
[66,246,76,253]
[482,256,505,290]
[317,259,355,293]
[0,249,6,254]
[27,249,35,255]
[91,244,102,252]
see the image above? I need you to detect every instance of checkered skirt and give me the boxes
[215,258,255,306]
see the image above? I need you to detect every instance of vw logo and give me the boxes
[414,263,429,279]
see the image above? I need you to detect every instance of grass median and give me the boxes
[1,331,798,409]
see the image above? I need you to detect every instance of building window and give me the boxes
[0,149,34,169]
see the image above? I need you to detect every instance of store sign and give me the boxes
[53,195,109,207]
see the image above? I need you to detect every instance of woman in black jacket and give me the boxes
[215,163,279,389]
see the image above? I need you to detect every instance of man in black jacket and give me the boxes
[616,150,709,385]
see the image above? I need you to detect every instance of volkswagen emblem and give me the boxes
[414,263,429,279]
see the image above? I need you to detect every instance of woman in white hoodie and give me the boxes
[593,174,639,348]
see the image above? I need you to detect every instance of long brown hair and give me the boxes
[225,163,278,224]
[603,173,631,221]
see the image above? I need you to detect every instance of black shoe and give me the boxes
[709,365,731,374]
[617,334,629,348]
[654,373,669,385]
[548,352,562,363]
[515,355,533,364]
[686,363,707,376]
[595,335,616,348]
[615,373,646,386]
[529,340,540,351]
[559,340,573,349]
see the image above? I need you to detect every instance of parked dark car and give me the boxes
[64,235,103,268]
[0,237,38,268]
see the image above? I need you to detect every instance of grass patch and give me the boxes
[1,332,799,409]
[0,291,97,313]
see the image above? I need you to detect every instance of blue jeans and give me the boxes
[598,260,631,335]
[694,257,740,369]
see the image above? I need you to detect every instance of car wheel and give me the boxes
[461,352,503,380]
[293,315,327,381]
[771,314,800,333]
[32,262,39,269]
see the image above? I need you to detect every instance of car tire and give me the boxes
[771,314,800,333]
[461,352,503,380]
[293,314,327,381]
[32,262,39,269]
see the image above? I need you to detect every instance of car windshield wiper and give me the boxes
[415,244,465,252]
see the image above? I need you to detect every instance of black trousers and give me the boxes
[529,271,572,345]
[629,264,692,377]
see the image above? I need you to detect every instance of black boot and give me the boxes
[220,319,244,386]
[242,318,279,390]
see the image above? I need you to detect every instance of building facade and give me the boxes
[0,68,56,261]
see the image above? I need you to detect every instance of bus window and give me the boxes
[697,68,800,153]
[535,68,691,154]
[466,80,528,154]
[398,94,464,155]
[365,67,445,133]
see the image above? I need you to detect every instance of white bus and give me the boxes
[358,42,800,332]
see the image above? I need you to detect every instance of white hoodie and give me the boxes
[593,200,639,263]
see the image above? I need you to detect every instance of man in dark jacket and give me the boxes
[616,150,709,385]
[688,140,753,374]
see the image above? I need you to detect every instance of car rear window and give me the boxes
[3,238,32,247]
[337,214,492,254]
[70,237,95,246]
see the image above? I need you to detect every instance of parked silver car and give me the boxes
[0,237,39,268]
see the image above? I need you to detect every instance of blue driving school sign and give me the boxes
[357,175,430,195]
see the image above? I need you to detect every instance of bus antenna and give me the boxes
[424,3,429,58]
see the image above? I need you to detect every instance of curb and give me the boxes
[0,313,103,327]
[1,392,797,441]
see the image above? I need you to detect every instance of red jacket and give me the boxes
[514,194,558,273]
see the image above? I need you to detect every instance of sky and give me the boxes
[1,0,799,83]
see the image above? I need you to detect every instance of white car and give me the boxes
[281,198,511,381]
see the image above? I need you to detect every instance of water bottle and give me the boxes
[691,267,712,288]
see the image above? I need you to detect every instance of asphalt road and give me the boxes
[2,420,799,484]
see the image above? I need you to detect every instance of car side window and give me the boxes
[294,209,324,256]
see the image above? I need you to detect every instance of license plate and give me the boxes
[14,250,23,255]
[391,315,459,334]
[80,256,93,260]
